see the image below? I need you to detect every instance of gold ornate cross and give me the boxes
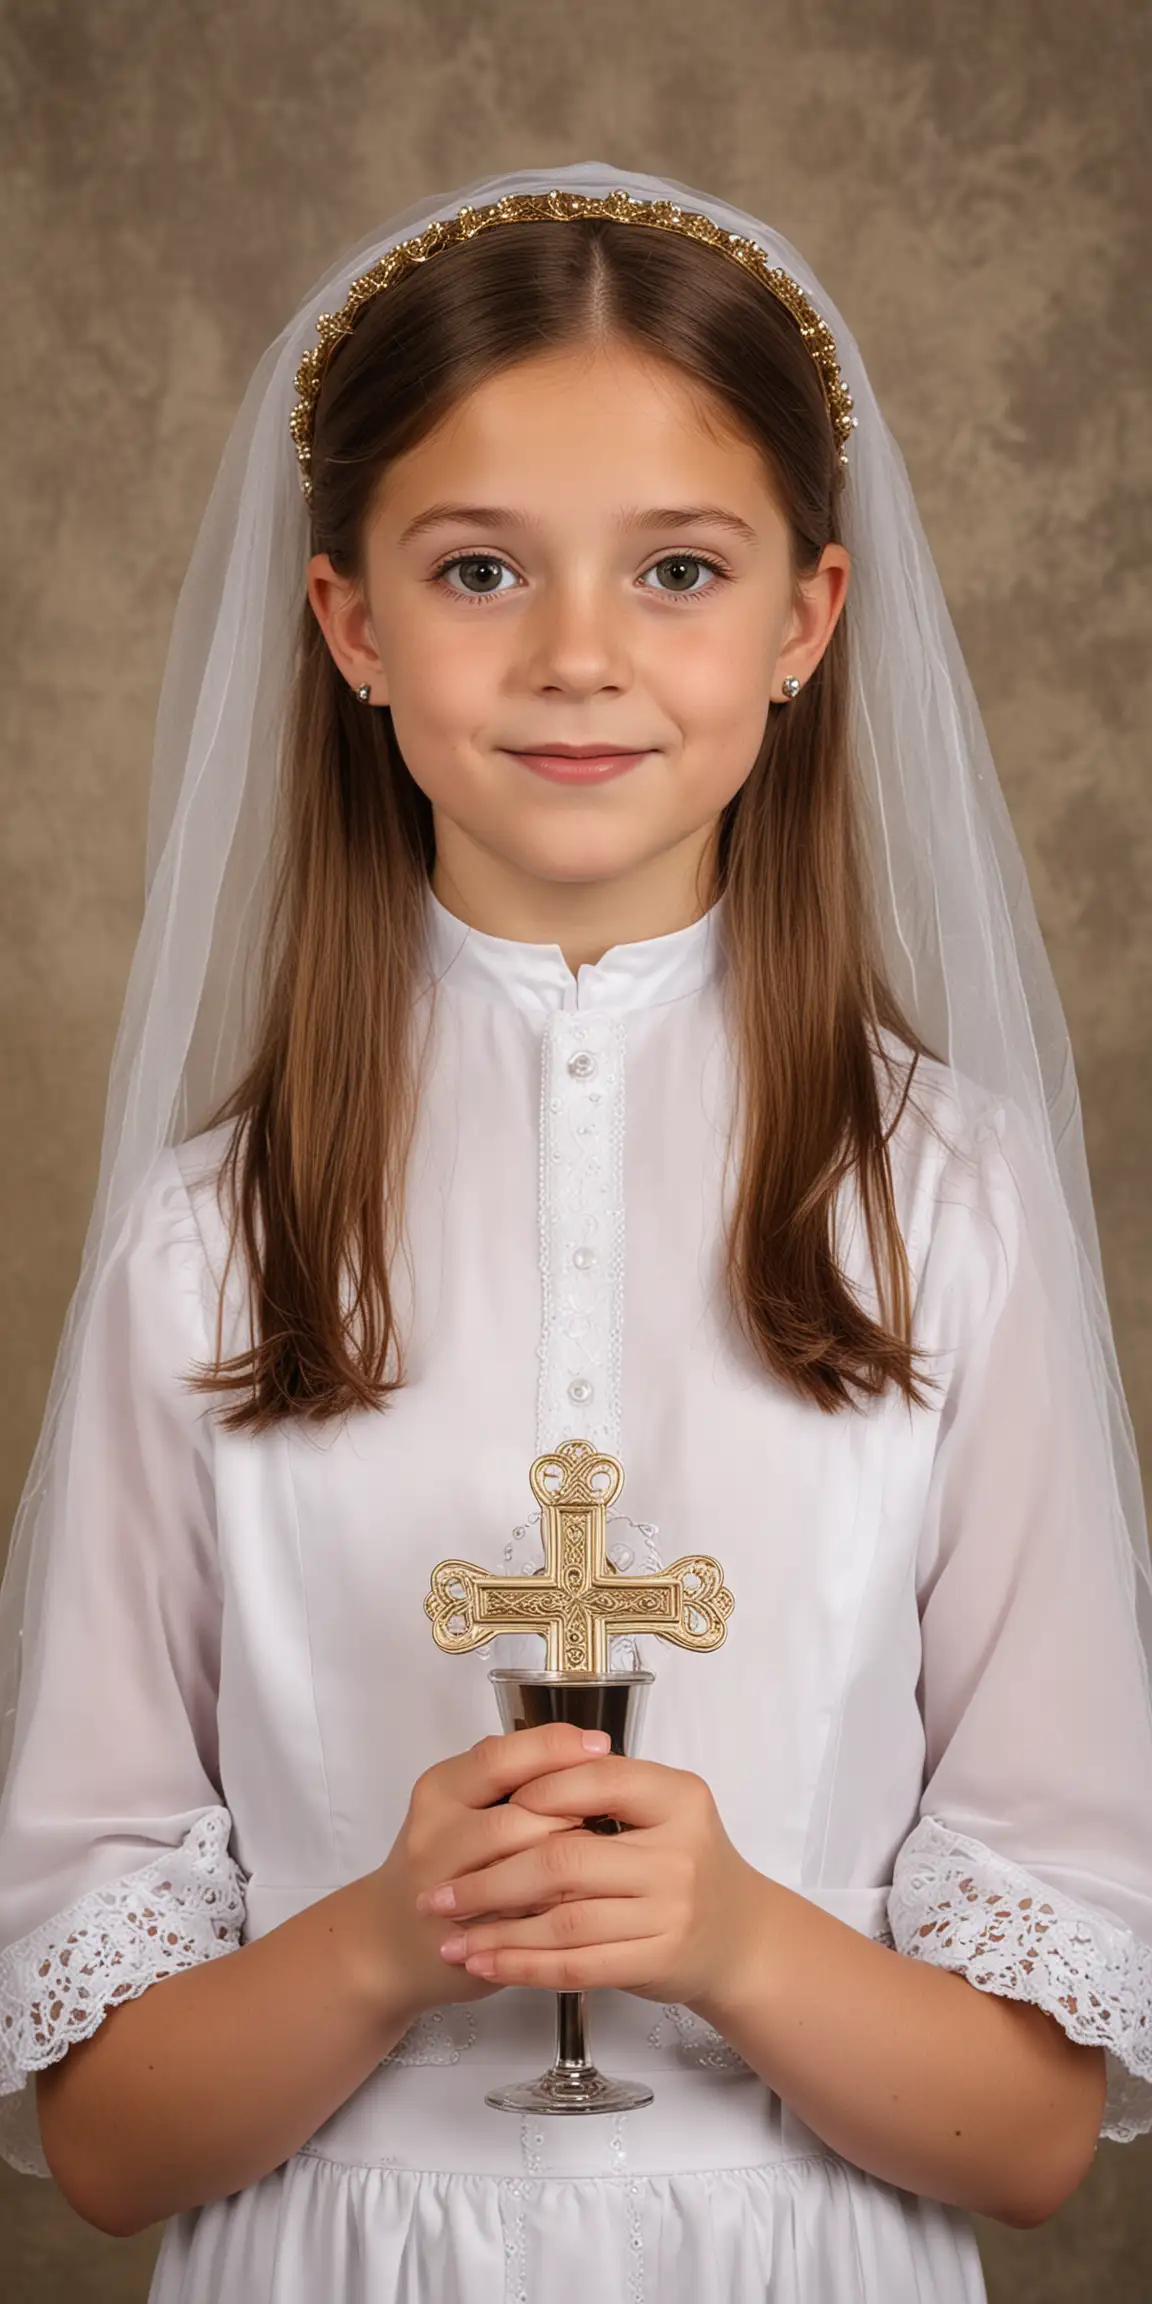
[425,1437,734,1673]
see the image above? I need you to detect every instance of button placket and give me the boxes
[535,1010,626,1460]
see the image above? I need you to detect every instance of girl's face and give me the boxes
[308,336,849,938]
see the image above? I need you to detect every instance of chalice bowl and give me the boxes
[424,1438,734,2115]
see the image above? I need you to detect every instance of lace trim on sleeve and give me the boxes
[0,1805,246,2178]
[888,1813,1152,2143]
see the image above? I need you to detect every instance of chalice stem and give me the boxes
[555,1990,591,2072]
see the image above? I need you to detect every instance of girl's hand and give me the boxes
[372,1723,605,2020]
[414,1753,765,2008]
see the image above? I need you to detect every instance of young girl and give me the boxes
[1,160,1150,2303]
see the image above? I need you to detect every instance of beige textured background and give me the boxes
[2,1,1150,2295]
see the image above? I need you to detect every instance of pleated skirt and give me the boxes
[148,2027,987,2304]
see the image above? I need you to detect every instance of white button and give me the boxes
[566,1050,597,1079]
[572,1245,597,1271]
[567,1376,593,1403]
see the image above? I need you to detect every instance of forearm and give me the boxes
[35,1870,417,2237]
[691,1874,1106,2227]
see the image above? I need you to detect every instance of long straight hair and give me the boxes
[185,217,936,1432]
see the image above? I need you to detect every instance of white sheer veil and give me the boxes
[1,157,1149,1801]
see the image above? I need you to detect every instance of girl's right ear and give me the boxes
[306,553,389,706]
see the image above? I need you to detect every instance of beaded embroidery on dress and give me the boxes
[536,1010,628,1462]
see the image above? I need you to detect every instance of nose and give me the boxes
[519,575,632,696]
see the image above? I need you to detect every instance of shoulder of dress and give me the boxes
[865,1033,1043,1306]
[872,1029,1008,1176]
[171,1118,238,1191]
[140,1120,246,1297]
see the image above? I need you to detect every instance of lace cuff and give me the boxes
[888,1813,1152,2143]
[0,1805,246,2178]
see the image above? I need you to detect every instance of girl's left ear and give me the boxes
[776,543,850,694]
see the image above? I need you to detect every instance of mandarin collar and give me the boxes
[423,882,725,1014]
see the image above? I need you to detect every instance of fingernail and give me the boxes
[582,1731,611,1752]
[439,1935,468,1960]
[428,1885,456,1912]
[467,1953,497,1978]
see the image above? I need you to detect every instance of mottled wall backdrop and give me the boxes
[2,2,1149,2296]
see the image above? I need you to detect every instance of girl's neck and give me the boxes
[428,823,720,973]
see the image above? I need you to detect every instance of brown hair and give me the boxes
[186,216,937,1433]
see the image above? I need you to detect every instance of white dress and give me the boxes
[2,885,1151,2304]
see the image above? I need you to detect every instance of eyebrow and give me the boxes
[397,502,760,547]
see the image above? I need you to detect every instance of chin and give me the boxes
[500,840,659,889]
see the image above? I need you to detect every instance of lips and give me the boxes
[504,747,650,784]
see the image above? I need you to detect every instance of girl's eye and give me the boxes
[429,551,730,606]
[432,554,520,602]
[639,552,728,601]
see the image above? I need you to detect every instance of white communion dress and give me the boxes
[1,884,1150,2304]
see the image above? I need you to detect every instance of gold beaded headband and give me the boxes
[289,189,857,503]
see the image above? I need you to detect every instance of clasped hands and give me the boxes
[412,1718,764,2006]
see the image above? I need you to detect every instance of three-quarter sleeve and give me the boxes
[885,1097,1152,2142]
[0,1147,246,2178]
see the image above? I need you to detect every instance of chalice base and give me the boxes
[484,2065,654,2114]
[485,1668,656,2117]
